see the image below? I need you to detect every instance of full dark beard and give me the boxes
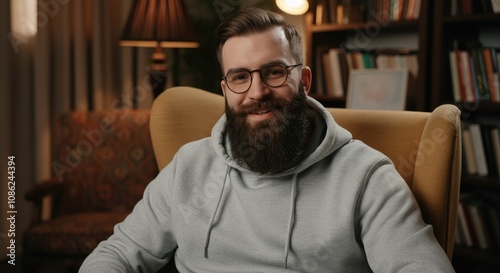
[225,87,310,174]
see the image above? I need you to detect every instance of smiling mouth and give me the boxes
[253,109,272,115]
[246,108,274,123]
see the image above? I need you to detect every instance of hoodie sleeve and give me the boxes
[79,161,178,273]
[357,159,455,273]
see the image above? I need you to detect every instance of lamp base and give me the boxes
[149,46,168,98]
[148,70,167,98]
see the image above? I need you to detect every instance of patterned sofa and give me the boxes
[22,109,160,272]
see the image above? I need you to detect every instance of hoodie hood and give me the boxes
[211,96,353,176]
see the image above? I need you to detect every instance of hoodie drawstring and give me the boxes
[284,173,298,269]
[204,166,230,258]
[203,167,298,269]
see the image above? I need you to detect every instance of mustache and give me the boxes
[234,96,288,115]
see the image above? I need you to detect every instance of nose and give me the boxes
[247,71,271,100]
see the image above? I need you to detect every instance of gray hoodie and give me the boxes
[79,97,455,273]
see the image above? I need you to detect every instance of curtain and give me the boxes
[0,0,157,255]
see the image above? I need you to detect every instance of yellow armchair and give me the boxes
[150,86,461,261]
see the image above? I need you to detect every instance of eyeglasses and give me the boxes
[222,63,302,94]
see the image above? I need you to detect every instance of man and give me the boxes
[80,8,455,273]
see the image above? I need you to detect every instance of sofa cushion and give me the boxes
[52,110,158,215]
[23,212,128,255]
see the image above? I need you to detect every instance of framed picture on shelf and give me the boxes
[346,69,408,110]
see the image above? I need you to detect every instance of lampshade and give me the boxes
[120,0,199,48]
[276,0,309,15]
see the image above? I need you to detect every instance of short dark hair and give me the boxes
[214,8,303,68]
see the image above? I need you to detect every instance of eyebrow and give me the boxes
[225,60,287,75]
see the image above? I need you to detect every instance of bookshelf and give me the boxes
[304,0,431,110]
[304,0,500,272]
[430,1,500,272]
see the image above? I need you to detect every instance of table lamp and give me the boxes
[120,0,199,100]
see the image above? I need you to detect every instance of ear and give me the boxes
[300,66,312,95]
[220,80,227,96]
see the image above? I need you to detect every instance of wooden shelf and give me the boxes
[309,94,346,101]
[309,19,419,33]
[431,2,500,271]
[309,94,346,108]
[461,176,500,190]
[304,0,431,111]
[457,102,500,115]
[443,13,500,23]
[305,2,500,271]
[453,246,500,266]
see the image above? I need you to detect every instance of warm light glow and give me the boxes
[120,0,199,49]
[10,0,37,37]
[276,0,309,15]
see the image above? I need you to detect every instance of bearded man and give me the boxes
[80,8,455,273]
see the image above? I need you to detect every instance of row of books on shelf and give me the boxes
[455,192,500,250]
[449,47,500,103]
[450,0,500,16]
[462,122,500,178]
[314,47,418,98]
[314,0,421,25]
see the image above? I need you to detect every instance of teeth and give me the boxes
[255,110,271,114]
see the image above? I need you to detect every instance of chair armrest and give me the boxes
[25,178,65,203]
[25,178,65,226]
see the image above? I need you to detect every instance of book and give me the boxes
[338,49,350,92]
[351,51,364,69]
[491,127,500,178]
[328,48,346,97]
[405,0,418,19]
[315,46,330,96]
[462,125,479,175]
[322,52,335,96]
[453,47,500,102]
[488,206,500,249]
[341,0,352,24]
[482,48,498,102]
[451,0,458,15]
[458,50,476,102]
[481,125,499,177]
[412,0,422,20]
[329,0,339,24]
[458,199,474,247]
[490,48,500,102]
[349,0,365,23]
[362,51,374,68]
[315,1,326,25]
[455,51,468,102]
[449,51,462,102]
[462,0,474,14]
[391,0,405,21]
[376,54,390,68]
[469,123,489,176]
[469,53,481,101]
[493,0,500,13]
[467,201,492,249]
[405,54,419,102]
[471,48,490,101]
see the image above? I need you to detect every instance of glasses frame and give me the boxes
[222,63,302,94]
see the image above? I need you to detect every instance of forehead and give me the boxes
[221,27,292,72]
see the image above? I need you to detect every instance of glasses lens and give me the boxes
[226,70,251,93]
[261,64,288,87]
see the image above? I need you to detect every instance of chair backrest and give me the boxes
[53,110,158,215]
[150,86,461,260]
